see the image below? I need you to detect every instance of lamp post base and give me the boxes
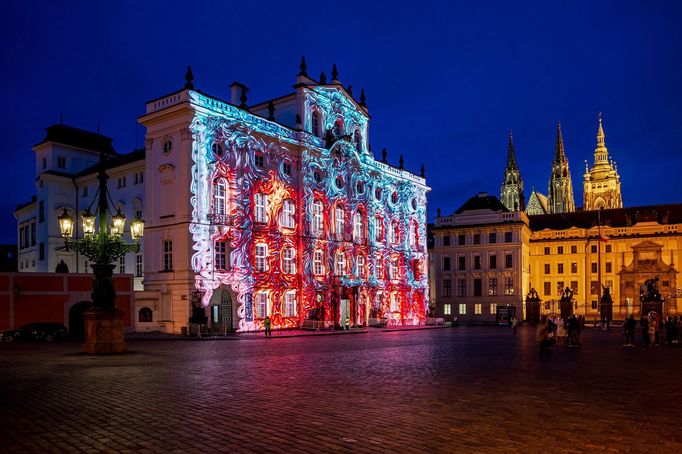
[83,309,128,354]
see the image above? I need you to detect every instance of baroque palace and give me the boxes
[14,60,430,334]
[431,117,681,323]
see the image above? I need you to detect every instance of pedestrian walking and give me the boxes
[264,316,272,337]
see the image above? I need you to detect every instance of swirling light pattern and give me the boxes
[188,86,429,332]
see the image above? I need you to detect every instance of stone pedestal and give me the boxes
[83,309,127,354]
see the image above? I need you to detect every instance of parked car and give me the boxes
[0,322,69,343]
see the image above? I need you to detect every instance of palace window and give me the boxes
[354,129,362,152]
[390,293,399,312]
[489,303,497,315]
[489,255,497,270]
[57,156,66,168]
[557,246,564,255]
[475,304,482,315]
[605,244,612,253]
[409,221,419,249]
[312,110,321,137]
[504,277,514,295]
[215,241,228,271]
[374,216,384,242]
[488,278,497,296]
[390,257,399,280]
[82,186,88,198]
[473,233,481,245]
[458,279,466,297]
[255,154,264,169]
[353,211,365,242]
[136,254,143,277]
[443,279,452,297]
[335,205,345,235]
[505,254,512,268]
[284,291,297,317]
[557,263,564,274]
[459,304,467,315]
[335,251,346,276]
[138,307,152,323]
[255,244,268,272]
[474,255,481,270]
[591,245,597,253]
[443,256,451,271]
[571,262,578,273]
[590,281,599,295]
[544,263,550,274]
[213,178,227,216]
[254,193,268,224]
[356,255,365,278]
[162,240,173,271]
[313,250,324,275]
[557,281,565,295]
[605,262,612,273]
[504,231,513,243]
[390,220,400,244]
[570,281,578,293]
[283,162,292,176]
[375,256,384,279]
[443,235,450,246]
[473,279,482,297]
[571,245,577,254]
[312,200,324,235]
[591,262,598,274]
[544,247,550,255]
[444,304,451,315]
[458,256,465,271]
[256,292,269,318]
[282,247,295,274]
[117,176,127,188]
[489,232,497,244]
[458,234,465,245]
[281,199,295,229]
[119,256,125,274]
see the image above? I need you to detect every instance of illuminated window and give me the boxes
[281,199,295,229]
[375,256,384,279]
[459,304,467,315]
[215,241,228,271]
[356,255,365,278]
[444,304,451,315]
[162,240,173,271]
[213,178,227,216]
[390,257,399,280]
[282,247,295,274]
[256,292,269,317]
[374,216,383,242]
[311,110,321,137]
[390,220,399,244]
[312,200,324,236]
[353,211,364,242]
[335,205,345,236]
[313,250,324,275]
[504,278,514,295]
[489,303,497,315]
[488,278,497,296]
[390,293,399,312]
[284,291,297,317]
[254,193,268,224]
[255,244,268,272]
[335,251,346,276]
[474,304,482,315]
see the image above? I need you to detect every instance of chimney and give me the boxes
[229,81,248,105]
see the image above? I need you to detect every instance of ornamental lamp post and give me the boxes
[58,150,144,354]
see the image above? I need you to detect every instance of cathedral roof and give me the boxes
[455,193,509,214]
[528,204,682,230]
[35,124,117,155]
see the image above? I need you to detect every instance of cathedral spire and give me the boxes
[554,122,566,162]
[594,112,609,165]
[506,130,517,168]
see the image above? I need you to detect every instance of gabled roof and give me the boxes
[455,194,509,214]
[35,124,117,155]
[527,190,548,214]
[528,203,682,230]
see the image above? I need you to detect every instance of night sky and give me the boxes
[1,1,681,243]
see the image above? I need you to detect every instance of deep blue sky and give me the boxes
[1,1,681,243]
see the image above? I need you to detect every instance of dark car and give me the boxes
[0,322,69,343]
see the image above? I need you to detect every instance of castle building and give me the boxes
[547,123,575,214]
[583,115,623,210]
[500,132,525,212]
[431,195,682,323]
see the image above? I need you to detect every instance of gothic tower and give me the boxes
[547,122,575,213]
[500,131,525,211]
[583,114,623,210]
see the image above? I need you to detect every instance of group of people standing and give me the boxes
[537,315,585,356]
[624,313,682,347]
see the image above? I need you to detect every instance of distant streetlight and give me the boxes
[58,150,144,354]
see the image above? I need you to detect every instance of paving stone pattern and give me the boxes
[1,326,681,453]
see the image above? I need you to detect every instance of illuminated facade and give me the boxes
[139,63,430,333]
[582,115,622,210]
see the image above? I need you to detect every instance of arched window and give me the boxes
[313,249,324,275]
[335,251,346,276]
[354,130,362,152]
[312,200,324,236]
[335,204,345,236]
[311,110,321,138]
[356,255,365,278]
[138,307,153,323]
[353,210,364,242]
[213,178,227,216]
[280,199,295,229]
[282,247,295,274]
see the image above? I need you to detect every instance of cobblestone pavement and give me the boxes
[1,325,681,453]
